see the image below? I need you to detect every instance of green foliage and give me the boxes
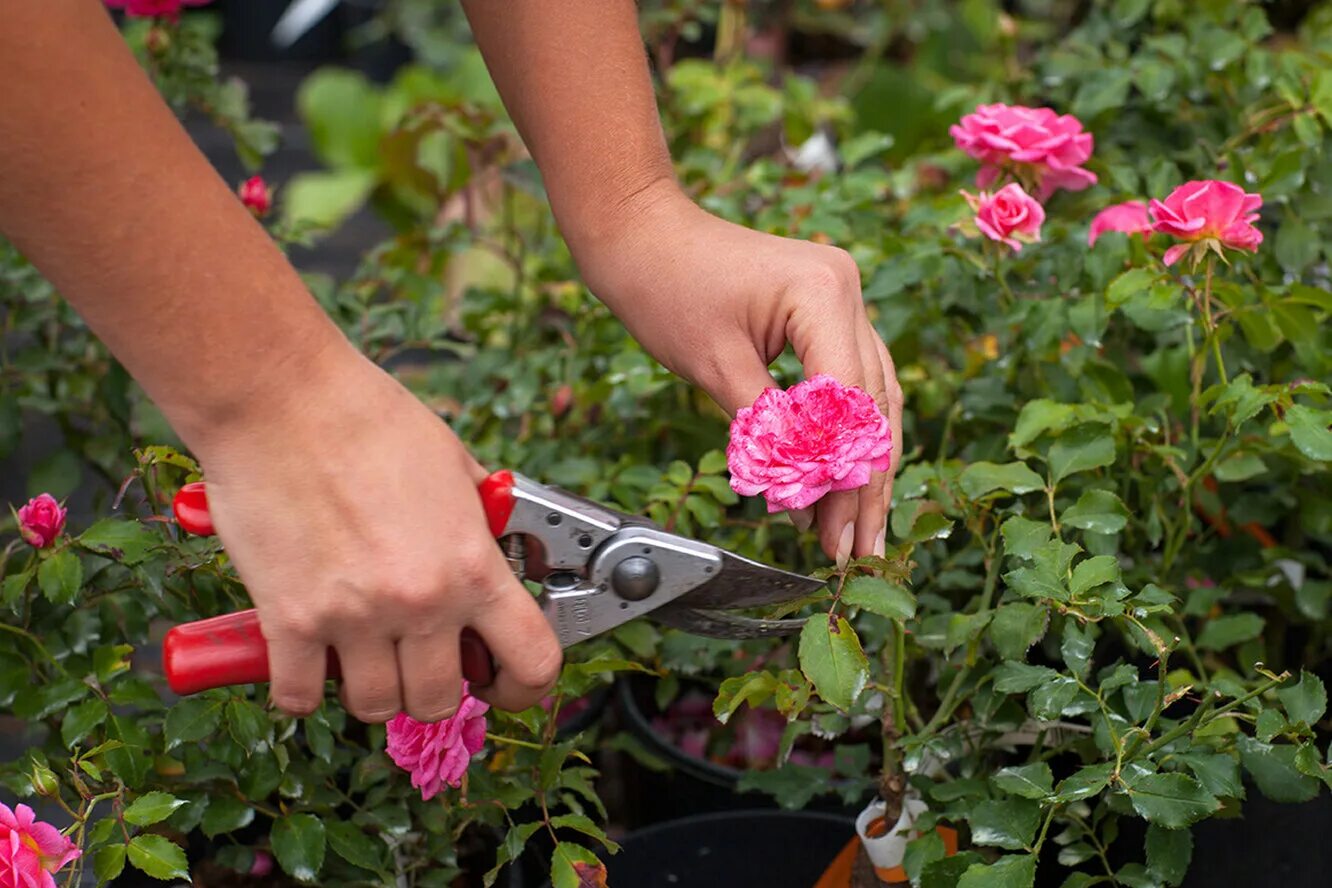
[4,1,1332,886]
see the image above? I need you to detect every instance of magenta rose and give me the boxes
[16,494,66,549]
[1087,201,1152,246]
[0,802,81,888]
[728,375,892,513]
[385,684,490,800]
[963,183,1045,252]
[105,0,211,18]
[1149,180,1263,267]
[950,103,1097,200]
[238,176,272,218]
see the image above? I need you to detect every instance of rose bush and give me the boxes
[3,2,1332,887]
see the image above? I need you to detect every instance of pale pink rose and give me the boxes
[1087,201,1152,246]
[105,0,211,19]
[16,494,66,549]
[963,183,1045,252]
[0,802,81,888]
[949,103,1097,200]
[1149,180,1263,267]
[385,685,489,800]
[728,375,892,513]
[237,176,272,218]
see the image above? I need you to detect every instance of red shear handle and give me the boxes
[164,472,517,696]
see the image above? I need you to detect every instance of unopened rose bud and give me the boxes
[250,850,274,876]
[145,25,170,55]
[237,176,272,218]
[16,493,67,548]
[551,384,574,418]
[31,762,59,797]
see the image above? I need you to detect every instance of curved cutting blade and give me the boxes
[674,549,826,609]
[651,605,807,639]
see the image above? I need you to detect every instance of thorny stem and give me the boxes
[486,733,546,752]
[1139,673,1289,758]
[1046,478,1060,536]
[1032,804,1060,856]
[1202,257,1227,385]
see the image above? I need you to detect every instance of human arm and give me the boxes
[462,0,903,563]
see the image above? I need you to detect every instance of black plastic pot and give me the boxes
[536,809,855,888]
[215,0,344,62]
[614,677,867,829]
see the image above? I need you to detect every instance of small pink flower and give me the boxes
[963,183,1045,252]
[238,176,272,218]
[16,494,66,549]
[385,684,490,801]
[1087,201,1152,246]
[728,375,892,513]
[0,802,81,888]
[104,0,211,19]
[1149,180,1263,267]
[949,103,1097,200]
[249,850,274,877]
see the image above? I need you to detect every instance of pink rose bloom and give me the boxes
[385,684,489,800]
[16,494,66,549]
[1087,201,1151,246]
[728,375,892,513]
[1149,180,1263,267]
[238,176,272,218]
[105,0,211,19]
[949,103,1097,200]
[963,183,1045,252]
[249,850,274,877]
[0,802,81,888]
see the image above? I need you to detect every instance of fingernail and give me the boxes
[790,510,813,533]
[873,526,886,558]
[836,523,854,570]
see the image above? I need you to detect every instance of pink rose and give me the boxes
[949,103,1097,200]
[728,375,892,513]
[963,183,1045,252]
[385,685,489,800]
[238,176,272,218]
[16,494,66,549]
[249,850,274,877]
[0,802,81,888]
[1087,201,1152,246]
[1149,180,1263,267]
[104,0,211,19]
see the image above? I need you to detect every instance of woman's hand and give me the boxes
[191,346,563,721]
[578,185,904,566]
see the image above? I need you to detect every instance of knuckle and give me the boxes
[270,689,321,718]
[515,641,564,692]
[407,700,460,724]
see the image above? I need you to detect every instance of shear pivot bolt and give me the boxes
[611,556,659,601]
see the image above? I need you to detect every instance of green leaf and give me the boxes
[1048,425,1116,483]
[1146,824,1192,886]
[959,461,1046,499]
[1195,614,1264,651]
[1123,773,1219,828]
[904,831,947,883]
[226,699,269,753]
[1055,763,1115,803]
[164,696,224,748]
[992,662,1060,693]
[968,799,1039,849]
[1071,555,1120,597]
[798,616,869,711]
[737,763,833,809]
[988,603,1049,660]
[486,822,543,887]
[698,450,728,475]
[2,569,32,608]
[1285,405,1332,461]
[1239,737,1320,803]
[1213,452,1267,482]
[841,575,916,620]
[1061,620,1095,678]
[123,792,186,827]
[1029,676,1079,719]
[1312,69,1332,124]
[922,852,986,888]
[1001,516,1052,560]
[1061,489,1131,534]
[1176,753,1243,799]
[550,813,621,853]
[37,550,82,605]
[1277,670,1327,727]
[1107,268,1159,308]
[201,796,255,838]
[957,853,1037,888]
[61,698,108,748]
[127,835,189,881]
[713,672,777,724]
[283,169,378,229]
[296,68,384,169]
[1073,66,1132,118]
[550,842,603,888]
[93,844,127,883]
[326,820,385,873]
[991,763,1054,800]
[78,519,158,565]
[272,813,326,882]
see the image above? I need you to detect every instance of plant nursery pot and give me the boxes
[536,809,857,888]
[614,677,867,828]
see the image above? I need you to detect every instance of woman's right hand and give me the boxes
[191,346,563,722]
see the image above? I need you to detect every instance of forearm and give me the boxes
[461,0,682,260]
[0,0,349,449]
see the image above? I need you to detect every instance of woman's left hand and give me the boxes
[577,183,903,566]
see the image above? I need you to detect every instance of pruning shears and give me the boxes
[162,470,823,696]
